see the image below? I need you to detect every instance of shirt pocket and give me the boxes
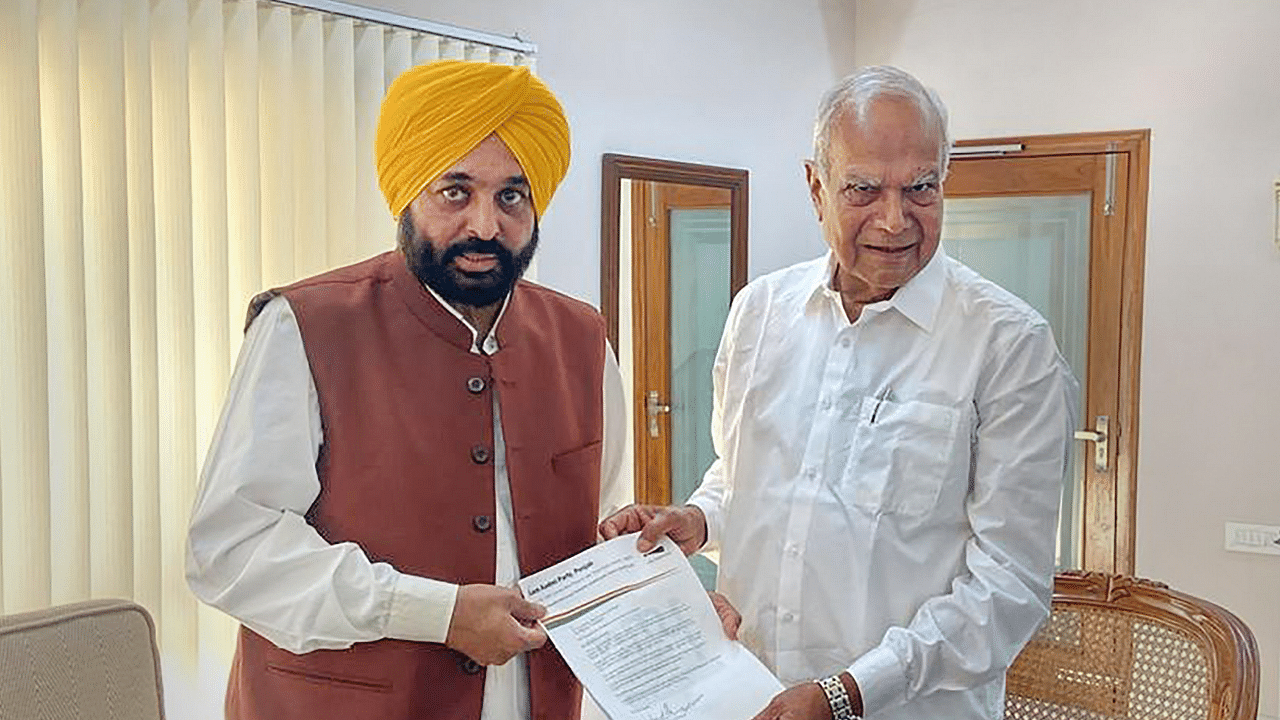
[840,396,961,516]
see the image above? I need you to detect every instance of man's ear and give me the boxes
[803,160,825,223]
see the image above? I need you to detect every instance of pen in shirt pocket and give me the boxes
[869,387,892,424]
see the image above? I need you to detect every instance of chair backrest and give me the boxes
[1006,571,1259,720]
[0,598,165,720]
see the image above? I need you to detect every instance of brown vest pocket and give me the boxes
[265,662,393,692]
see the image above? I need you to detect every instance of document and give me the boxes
[518,534,782,720]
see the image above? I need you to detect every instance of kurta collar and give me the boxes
[805,246,947,332]
[389,250,513,355]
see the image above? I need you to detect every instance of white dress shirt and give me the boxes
[687,248,1077,719]
[186,287,630,720]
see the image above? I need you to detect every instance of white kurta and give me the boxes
[187,287,630,720]
[688,248,1077,719]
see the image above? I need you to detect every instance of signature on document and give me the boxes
[642,695,703,720]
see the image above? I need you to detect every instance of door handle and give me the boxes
[1073,415,1108,473]
[646,390,671,438]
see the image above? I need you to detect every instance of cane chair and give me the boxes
[1005,571,1259,720]
[0,598,166,720]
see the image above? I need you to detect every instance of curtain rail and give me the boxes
[262,0,537,55]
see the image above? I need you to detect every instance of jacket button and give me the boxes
[467,377,486,394]
[460,658,483,675]
[471,445,491,464]
[473,515,492,532]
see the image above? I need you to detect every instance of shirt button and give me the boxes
[467,376,486,394]
[460,658,483,674]
[841,337,851,348]
[803,467,817,479]
[472,515,492,533]
[483,339,498,354]
[786,544,800,557]
[471,445,491,464]
[783,611,796,623]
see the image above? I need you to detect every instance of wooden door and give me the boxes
[944,130,1149,573]
[631,182,733,506]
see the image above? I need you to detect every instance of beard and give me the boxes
[399,213,538,309]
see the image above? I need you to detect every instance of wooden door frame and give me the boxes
[600,154,749,503]
[949,130,1150,574]
[600,154,749,350]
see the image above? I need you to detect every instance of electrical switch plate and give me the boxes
[1274,178,1280,248]
[1223,521,1280,556]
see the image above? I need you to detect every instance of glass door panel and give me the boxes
[942,194,1090,569]
[668,206,731,589]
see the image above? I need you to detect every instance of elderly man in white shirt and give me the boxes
[601,65,1077,720]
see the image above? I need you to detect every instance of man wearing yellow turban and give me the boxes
[187,60,629,720]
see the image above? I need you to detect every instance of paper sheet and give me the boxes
[519,534,782,720]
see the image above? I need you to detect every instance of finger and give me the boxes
[509,596,547,622]
[709,592,741,640]
[518,623,548,651]
[636,509,687,552]
[598,506,642,539]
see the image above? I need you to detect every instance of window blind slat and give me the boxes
[293,11,327,278]
[151,0,198,665]
[0,0,52,616]
[40,0,91,606]
[258,5,295,288]
[124,0,162,621]
[224,0,261,352]
[354,24,390,257]
[324,17,357,267]
[80,0,135,601]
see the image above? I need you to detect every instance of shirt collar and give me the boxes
[806,246,947,332]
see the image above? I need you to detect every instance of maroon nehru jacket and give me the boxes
[226,251,606,720]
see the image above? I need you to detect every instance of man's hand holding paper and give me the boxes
[518,533,780,720]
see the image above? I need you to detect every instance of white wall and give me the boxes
[365,0,842,304]
[853,1,1280,716]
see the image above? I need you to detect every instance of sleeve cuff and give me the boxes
[848,644,907,717]
[384,573,458,644]
[685,496,722,554]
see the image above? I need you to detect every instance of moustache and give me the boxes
[440,238,512,267]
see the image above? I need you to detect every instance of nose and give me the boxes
[873,190,906,235]
[464,196,502,240]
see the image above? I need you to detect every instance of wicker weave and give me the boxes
[1005,572,1258,720]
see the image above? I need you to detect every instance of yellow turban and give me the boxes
[375,60,571,219]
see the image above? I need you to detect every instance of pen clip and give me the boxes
[870,387,891,424]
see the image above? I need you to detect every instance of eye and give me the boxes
[498,187,527,207]
[842,183,878,206]
[440,185,468,202]
[906,181,940,203]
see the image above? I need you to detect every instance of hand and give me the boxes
[708,591,741,640]
[598,504,707,555]
[445,584,547,666]
[751,674,862,720]
[750,683,832,720]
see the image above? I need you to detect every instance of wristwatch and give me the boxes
[816,674,860,720]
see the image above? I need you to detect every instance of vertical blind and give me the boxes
[0,0,531,714]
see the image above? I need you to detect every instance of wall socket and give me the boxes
[1224,521,1280,556]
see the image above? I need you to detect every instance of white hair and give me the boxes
[812,65,951,178]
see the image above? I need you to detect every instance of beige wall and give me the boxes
[853,1,1280,716]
